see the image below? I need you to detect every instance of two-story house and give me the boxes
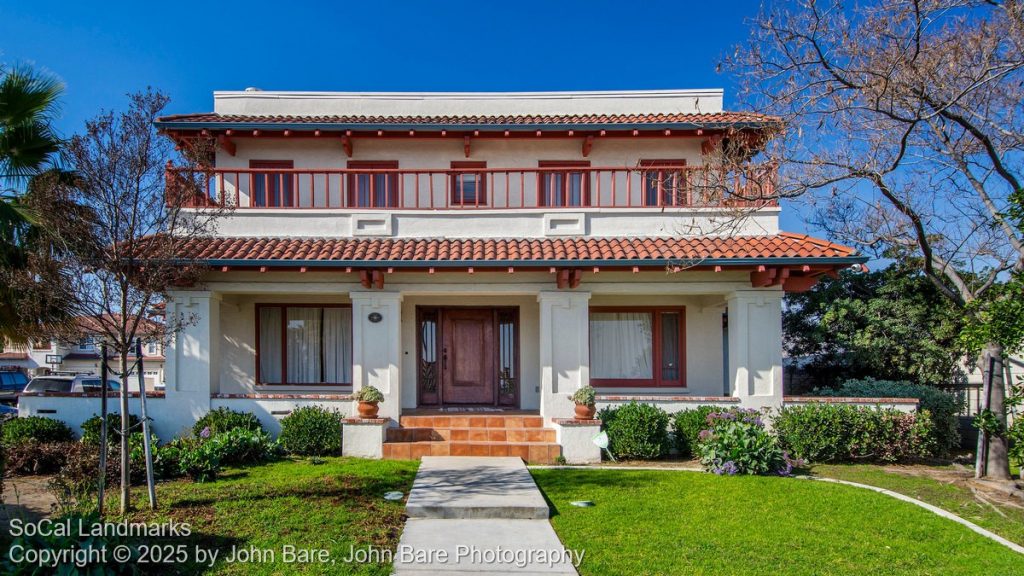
[21,89,888,462]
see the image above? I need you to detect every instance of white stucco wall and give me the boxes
[194,137,779,238]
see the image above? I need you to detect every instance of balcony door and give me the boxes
[538,160,590,207]
[347,161,399,208]
[250,160,294,208]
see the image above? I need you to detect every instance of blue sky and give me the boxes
[0,0,806,231]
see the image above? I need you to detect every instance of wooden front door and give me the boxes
[417,307,519,407]
[441,309,496,404]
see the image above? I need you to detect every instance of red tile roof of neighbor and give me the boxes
[155,111,777,129]
[147,233,862,266]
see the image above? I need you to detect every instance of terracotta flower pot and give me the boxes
[574,403,596,420]
[357,401,380,419]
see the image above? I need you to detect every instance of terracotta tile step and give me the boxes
[386,427,556,443]
[398,415,545,429]
[382,441,561,463]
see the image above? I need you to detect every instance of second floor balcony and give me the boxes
[168,163,778,212]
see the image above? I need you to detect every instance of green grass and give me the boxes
[811,463,1024,546]
[532,468,1022,576]
[127,457,419,575]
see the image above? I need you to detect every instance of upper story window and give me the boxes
[146,342,159,355]
[32,339,52,350]
[78,336,95,350]
[539,161,590,207]
[641,159,688,207]
[589,307,685,387]
[348,161,399,208]
[450,161,487,206]
[250,160,295,208]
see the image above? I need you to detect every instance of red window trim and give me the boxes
[538,160,591,207]
[347,160,399,208]
[249,160,295,208]
[640,159,687,207]
[588,306,686,388]
[450,161,488,206]
[255,303,353,386]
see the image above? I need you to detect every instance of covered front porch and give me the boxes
[161,270,785,431]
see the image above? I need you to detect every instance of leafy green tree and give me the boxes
[784,265,966,390]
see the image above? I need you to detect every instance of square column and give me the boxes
[164,290,220,436]
[726,290,784,411]
[350,291,403,423]
[537,291,591,422]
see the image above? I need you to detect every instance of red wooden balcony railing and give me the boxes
[166,164,777,210]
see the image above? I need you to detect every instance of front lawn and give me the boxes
[811,463,1024,546]
[532,468,1021,576]
[126,457,419,575]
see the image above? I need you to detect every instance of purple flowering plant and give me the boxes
[696,409,800,476]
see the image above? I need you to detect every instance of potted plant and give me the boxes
[354,386,384,418]
[570,385,597,420]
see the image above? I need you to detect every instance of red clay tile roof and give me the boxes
[0,352,29,360]
[148,233,861,266]
[155,111,777,129]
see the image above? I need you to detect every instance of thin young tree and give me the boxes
[725,0,1024,481]
[64,89,222,513]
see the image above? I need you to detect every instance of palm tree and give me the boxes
[0,64,74,342]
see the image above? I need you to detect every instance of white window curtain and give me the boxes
[259,307,283,384]
[286,307,322,384]
[589,312,653,379]
[323,308,352,384]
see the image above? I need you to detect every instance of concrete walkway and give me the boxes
[394,457,580,575]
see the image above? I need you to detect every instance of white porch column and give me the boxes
[726,290,784,411]
[537,291,591,422]
[350,291,403,423]
[165,290,220,436]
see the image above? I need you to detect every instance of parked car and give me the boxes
[0,403,18,418]
[0,371,29,402]
[22,374,122,394]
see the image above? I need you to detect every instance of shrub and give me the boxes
[775,404,935,463]
[153,440,187,480]
[279,405,343,456]
[815,378,961,455]
[353,385,385,403]
[5,440,74,475]
[696,415,797,476]
[1009,419,1023,473]
[206,428,279,466]
[193,407,263,436]
[1,416,73,446]
[80,413,142,446]
[598,402,670,460]
[671,406,722,458]
[177,439,222,482]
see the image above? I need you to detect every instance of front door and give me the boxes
[442,309,495,404]
[417,307,519,407]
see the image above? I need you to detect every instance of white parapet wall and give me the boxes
[552,419,602,464]
[341,418,387,459]
[210,394,353,436]
[19,393,172,439]
[781,396,920,413]
[596,395,743,415]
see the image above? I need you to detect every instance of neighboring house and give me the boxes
[23,89,907,462]
[3,316,166,391]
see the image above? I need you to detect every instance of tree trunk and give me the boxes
[976,342,1013,482]
[119,351,131,514]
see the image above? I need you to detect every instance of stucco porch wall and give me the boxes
[210,394,352,436]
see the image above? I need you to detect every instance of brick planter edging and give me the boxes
[341,418,388,425]
[213,393,353,400]
[552,418,601,426]
[596,395,740,403]
[783,396,920,405]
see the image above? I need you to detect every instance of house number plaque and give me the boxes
[368,312,383,323]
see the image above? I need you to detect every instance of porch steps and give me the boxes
[382,414,561,464]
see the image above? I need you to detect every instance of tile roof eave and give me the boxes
[172,255,868,268]
[154,120,775,132]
